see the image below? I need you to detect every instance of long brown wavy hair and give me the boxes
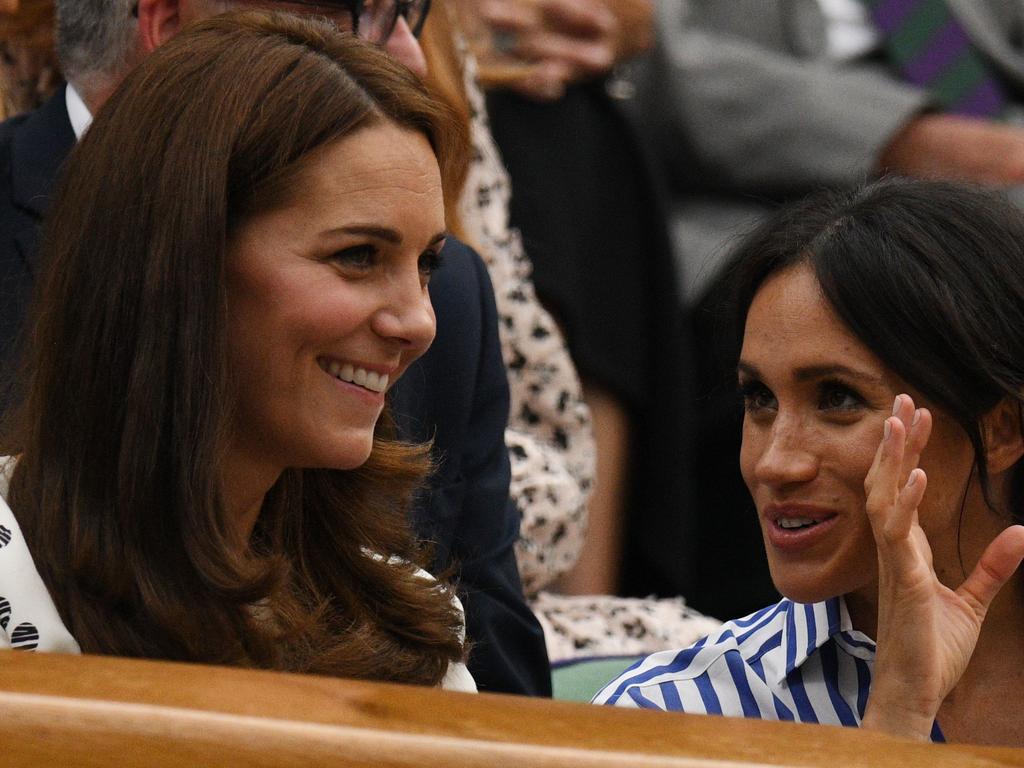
[3,11,469,686]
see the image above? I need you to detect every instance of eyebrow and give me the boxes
[737,361,884,386]
[327,226,448,248]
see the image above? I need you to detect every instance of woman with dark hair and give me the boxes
[596,178,1024,744]
[0,10,474,690]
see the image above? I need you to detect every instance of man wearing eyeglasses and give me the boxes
[0,0,551,698]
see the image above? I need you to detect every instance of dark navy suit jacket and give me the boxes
[0,87,550,696]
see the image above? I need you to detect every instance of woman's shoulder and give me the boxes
[413,565,477,693]
[370,553,477,694]
[592,598,802,711]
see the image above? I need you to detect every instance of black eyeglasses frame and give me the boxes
[131,0,432,42]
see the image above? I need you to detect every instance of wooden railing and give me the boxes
[0,650,1021,767]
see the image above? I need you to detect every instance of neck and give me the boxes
[220,452,281,552]
[844,584,878,639]
[68,75,116,118]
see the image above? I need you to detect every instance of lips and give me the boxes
[762,503,839,552]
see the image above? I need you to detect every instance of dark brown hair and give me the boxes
[729,178,1024,526]
[4,11,466,685]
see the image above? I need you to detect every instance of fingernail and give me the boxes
[884,419,891,441]
[912,409,921,426]
[892,396,902,416]
[907,469,919,487]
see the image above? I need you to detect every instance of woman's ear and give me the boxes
[982,397,1024,475]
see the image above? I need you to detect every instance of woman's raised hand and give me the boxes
[861,394,1024,740]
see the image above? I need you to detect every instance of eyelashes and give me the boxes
[327,244,445,280]
[738,380,776,413]
[816,379,866,412]
[737,378,867,415]
[329,244,376,270]
[418,249,444,277]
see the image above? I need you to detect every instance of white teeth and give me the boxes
[778,518,817,530]
[321,359,389,393]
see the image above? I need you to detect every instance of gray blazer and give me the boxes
[629,0,1024,294]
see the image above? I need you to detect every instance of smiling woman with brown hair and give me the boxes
[0,10,474,689]
[597,178,1024,745]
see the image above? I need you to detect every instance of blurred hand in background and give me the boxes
[459,0,652,100]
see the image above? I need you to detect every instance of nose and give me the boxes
[749,416,819,490]
[385,16,428,78]
[372,270,436,355]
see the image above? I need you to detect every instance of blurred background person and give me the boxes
[0,0,59,119]
[421,2,597,606]
[458,0,699,610]
[419,1,716,679]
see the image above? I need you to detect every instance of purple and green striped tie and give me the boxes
[865,0,1007,118]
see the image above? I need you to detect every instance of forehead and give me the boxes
[300,124,440,198]
[741,264,884,375]
[255,122,443,235]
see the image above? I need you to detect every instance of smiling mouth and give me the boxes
[776,517,822,531]
[317,358,390,393]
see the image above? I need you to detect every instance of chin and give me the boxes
[304,435,376,472]
[767,566,834,605]
[775,585,833,605]
[330,444,376,471]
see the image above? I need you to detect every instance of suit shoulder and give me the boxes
[0,113,30,180]
[430,236,495,309]
[0,112,31,145]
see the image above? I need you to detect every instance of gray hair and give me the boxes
[55,0,138,87]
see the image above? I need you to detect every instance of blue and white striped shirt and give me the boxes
[592,597,943,742]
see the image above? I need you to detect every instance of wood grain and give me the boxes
[0,651,1020,767]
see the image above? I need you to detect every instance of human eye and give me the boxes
[418,248,444,280]
[738,379,776,415]
[329,244,378,272]
[817,379,865,414]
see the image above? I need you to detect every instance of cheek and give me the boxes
[916,430,975,530]
[739,420,761,488]
[826,424,883,498]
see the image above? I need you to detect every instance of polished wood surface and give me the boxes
[0,650,1021,767]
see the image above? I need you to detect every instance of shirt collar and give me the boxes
[65,83,93,141]
[767,596,875,686]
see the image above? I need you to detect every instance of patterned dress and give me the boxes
[457,52,595,596]
[457,54,719,661]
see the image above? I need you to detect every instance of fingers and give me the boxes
[514,30,615,75]
[478,0,544,34]
[864,395,932,544]
[894,395,931,488]
[509,59,571,101]
[958,524,1024,620]
[541,0,616,37]
[478,0,612,39]
[477,0,618,80]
